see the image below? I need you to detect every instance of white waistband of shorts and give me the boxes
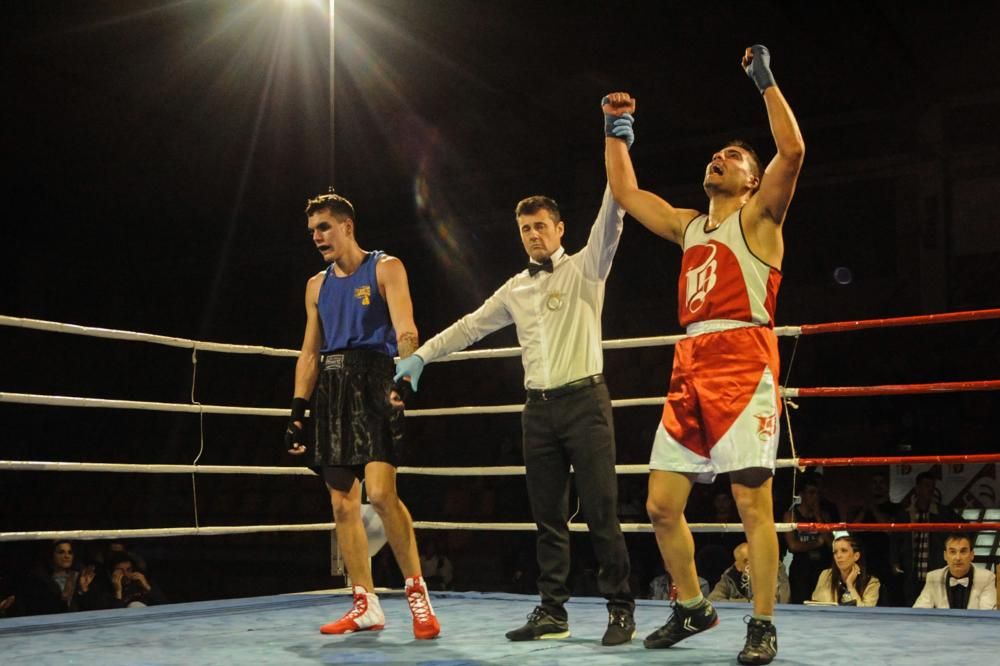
[685,319,759,337]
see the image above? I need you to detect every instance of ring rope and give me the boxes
[4,309,998,546]
[4,379,998,419]
[0,522,800,543]
[6,309,997,363]
[796,522,1000,533]
[794,454,1000,467]
[5,455,1000,476]
[6,520,999,543]
[798,308,1000,335]
[785,380,1000,398]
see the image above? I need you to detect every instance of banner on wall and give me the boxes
[890,463,998,510]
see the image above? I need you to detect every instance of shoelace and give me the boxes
[744,618,768,648]
[609,610,632,628]
[408,589,432,622]
[344,594,367,619]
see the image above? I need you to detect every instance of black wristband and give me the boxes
[289,397,309,422]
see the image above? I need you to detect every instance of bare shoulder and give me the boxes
[306,270,326,295]
[376,253,406,276]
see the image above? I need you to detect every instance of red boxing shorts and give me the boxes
[649,324,781,483]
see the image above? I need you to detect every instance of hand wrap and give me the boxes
[284,397,309,451]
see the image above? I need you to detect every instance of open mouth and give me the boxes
[709,164,724,176]
[317,244,332,253]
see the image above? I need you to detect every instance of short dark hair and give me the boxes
[945,533,973,549]
[515,195,560,222]
[305,192,356,221]
[721,139,763,190]
[915,471,938,484]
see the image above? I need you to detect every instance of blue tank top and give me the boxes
[317,251,397,356]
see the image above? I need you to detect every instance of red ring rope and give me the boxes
[787,380,1000,398]
[798,308,1000,335]
[796,522,1000,533]
[796,454,1000,467]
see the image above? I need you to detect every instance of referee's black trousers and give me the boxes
[521,381,634,619]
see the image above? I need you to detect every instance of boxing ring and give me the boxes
[1,309,999,664]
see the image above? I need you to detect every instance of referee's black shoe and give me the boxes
[601,607,636,645]
[505,606,570,641]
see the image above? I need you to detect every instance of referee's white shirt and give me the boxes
[414,186,624,390]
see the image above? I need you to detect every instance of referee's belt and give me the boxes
[526,374,604,403]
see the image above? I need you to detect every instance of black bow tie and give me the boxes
[527,258,554,276]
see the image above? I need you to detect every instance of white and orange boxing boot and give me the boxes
[319,585,385,635]
[405,575,441,639]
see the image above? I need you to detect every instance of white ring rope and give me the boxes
[0,314,803,359]
[0,522,795,543]
[0,312,969,545]
[0,460,802,475]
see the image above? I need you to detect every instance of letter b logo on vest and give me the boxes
[354,285,371,306]
[685,243,718,313]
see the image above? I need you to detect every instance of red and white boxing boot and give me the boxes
[405,576,441,639]
[320,585,385,635]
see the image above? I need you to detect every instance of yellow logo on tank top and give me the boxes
[354,285,371,306]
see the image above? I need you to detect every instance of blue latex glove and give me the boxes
[602,96,636,150]
[744,44,776,94]
[609,113,635,149]
[393,354,425,392]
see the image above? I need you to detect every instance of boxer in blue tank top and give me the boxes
[282,191,440,639]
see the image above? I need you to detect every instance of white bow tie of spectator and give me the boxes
[948,577,969,588]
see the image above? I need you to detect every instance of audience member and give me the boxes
[708,542,790,604]
[849,470,904,605]
[20,540,85,615]
[1,569,21,618]
[108,552,167,608]
[810,535,880,607]
[648,565,709,601]
[419,539,454,591]
[693,490,745,588]
[913,533,996,609]
[899,471,961,605]
[783,473,833,603]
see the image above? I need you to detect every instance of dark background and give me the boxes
[2,1,998,607]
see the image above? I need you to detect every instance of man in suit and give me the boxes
[913,533,997,609]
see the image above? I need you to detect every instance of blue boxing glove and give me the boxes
[743,44,776,94]
[393,354,425,392]
[602,95,636,150]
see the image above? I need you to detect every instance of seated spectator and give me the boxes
[20,540,85,615]
[913,533,997,609]
[708,542,790,604]
[783,473,833,603]
[108,553,166,608]
[648,566,709,601]
[418,538,454,591]
[74,555,116,612]
[899,471,962,605]
[1,570,21,618]
[811,535,880,607]
[99,540,149,574]
[849,470,904,605]
[693,490,745,589]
